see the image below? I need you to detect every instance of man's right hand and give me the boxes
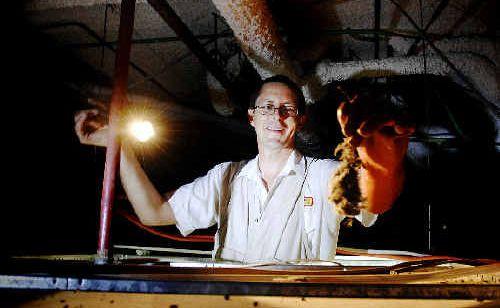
[74,109,108,147]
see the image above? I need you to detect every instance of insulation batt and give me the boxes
[211,0,296,79]
[311,54,498,105]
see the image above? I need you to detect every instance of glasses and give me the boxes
[253,104,299,117]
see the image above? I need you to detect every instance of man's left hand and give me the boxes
[337,101,415,174]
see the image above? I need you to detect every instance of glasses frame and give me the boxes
[253,104,299,118]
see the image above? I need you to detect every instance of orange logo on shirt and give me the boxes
[304,196,313,206]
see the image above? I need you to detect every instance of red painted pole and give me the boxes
[96,0,136,264]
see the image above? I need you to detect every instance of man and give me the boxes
[75,75,413,262]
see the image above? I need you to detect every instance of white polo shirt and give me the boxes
[168,151,376,262]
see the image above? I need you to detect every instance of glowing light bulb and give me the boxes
[129,120,155,142]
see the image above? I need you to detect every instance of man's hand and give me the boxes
[74,109,108,147]
[335,99,415,214]
[337,101,415,174]
[75,109,176,226]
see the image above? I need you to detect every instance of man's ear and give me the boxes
[247,109,255,127]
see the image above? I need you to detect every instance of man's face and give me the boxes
[248,82,304,150]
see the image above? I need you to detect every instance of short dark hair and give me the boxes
[249,75,306,115]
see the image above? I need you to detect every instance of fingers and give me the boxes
[357,119,393,138]
[357,118,415,138]
[74,109,98,124]
[74,109,110,146]
[74,111,86,125]
[74,110,93,135]
[85,110,106,126]
[394,124,415,136]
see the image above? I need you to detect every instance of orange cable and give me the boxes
[117,208,214,243]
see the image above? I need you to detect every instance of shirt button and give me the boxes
[255,218,259,223]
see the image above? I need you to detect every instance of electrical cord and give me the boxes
[117,208,214,243]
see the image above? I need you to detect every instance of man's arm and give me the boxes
[75,109,176,226]
[120,143,176,225]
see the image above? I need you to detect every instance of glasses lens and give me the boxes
[255,105,273,115]
[265,105,275,114]
[279,106,297,117]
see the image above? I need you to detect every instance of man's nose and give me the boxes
[271,107,281,117]
[271,111,289,125]
[270,109,287,122]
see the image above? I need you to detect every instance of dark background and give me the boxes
[3,4,498,260]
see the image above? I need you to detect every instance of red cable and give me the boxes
[117,208,214,243]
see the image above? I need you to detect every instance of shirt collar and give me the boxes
[237,150,306,181]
